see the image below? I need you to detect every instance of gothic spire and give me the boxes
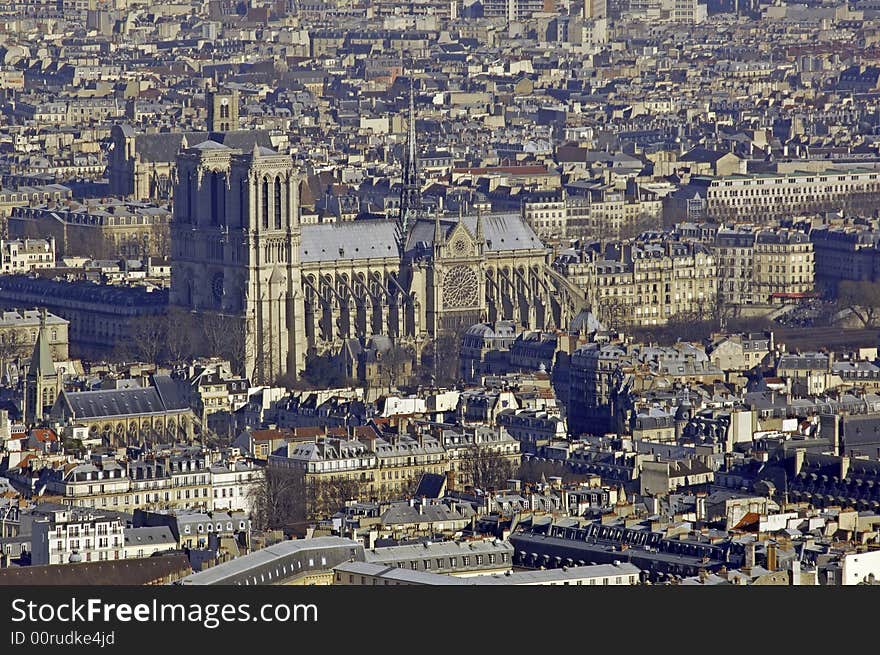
[406,77,418,186]
[434,207,444,246]
[397,72,423,255]
[28,310,55,380]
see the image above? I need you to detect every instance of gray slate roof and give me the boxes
[58,375,190,420]
[123,526,176,547]
[300,220,399,263]
[405,213,544,254]
[133,129,272,163]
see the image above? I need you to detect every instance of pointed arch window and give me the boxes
[210,171,221,225]
[186,171,194,223]
[274,176,283,229]
[262,177,269,229]
[239,178,247,228]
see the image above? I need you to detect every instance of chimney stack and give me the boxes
[744,541,756,570]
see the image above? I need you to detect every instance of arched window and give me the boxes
[262,177,269,229]
[274,176,283,229]
[186,171,194,223]
[239,178,247,228]
[210,172,221,225]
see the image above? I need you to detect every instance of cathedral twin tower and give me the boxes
[171,141,305,384]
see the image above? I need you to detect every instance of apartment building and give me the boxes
[524,190,662,241]
[576,241,717,329]
[696,167,880,221]
[522,191,571,240]
[0,184,71,218]
[585,194,663,239]
[34,451,263,514]
[809,225,880,293]
[481,0,549,21]
[210,460,264,513]
[31,505,125,565]
[0,309,69,361]
[0,276,167,355]
[9,199,171,259]
[0,237,55,273]
[714,226,814,304]
[269,431,448,502]
[268,424,520,502]
[715,227,759,305]
[753,229,814,303]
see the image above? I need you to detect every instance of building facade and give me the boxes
[31,506,125,566]
[697,167,880,222]
[567,241,717,329]
[0,238,55,273]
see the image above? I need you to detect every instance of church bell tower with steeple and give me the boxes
[24,309,61,426]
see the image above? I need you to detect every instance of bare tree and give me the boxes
[429,315,472,385]
[149,220,171,259]
[198,313,250,376]
[199,312,228,359]
[165,307,197,364]
[250,467,362,528]
[127,314,167,364]
[378,344,412,389]
[249,467,306,532]
[837,280,880,328]
[617,211,662,241]
[306,477,359,520]
[74,228,112,260]
[457,445,517,491]
[0,329,31,376]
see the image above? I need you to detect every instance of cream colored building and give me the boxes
[566,240,717,329]
[0,237,55,273]
[523,191,662,241]
[268,425,521,512]
[702,167,880,221]
[753,229,814,303]
[0,309,69,362]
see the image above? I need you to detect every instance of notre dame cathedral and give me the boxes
[170,91,580,384]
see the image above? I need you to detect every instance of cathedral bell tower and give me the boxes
[170,138,304,384]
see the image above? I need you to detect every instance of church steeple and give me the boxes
[25,309,59,425]
[397,75,423,254]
